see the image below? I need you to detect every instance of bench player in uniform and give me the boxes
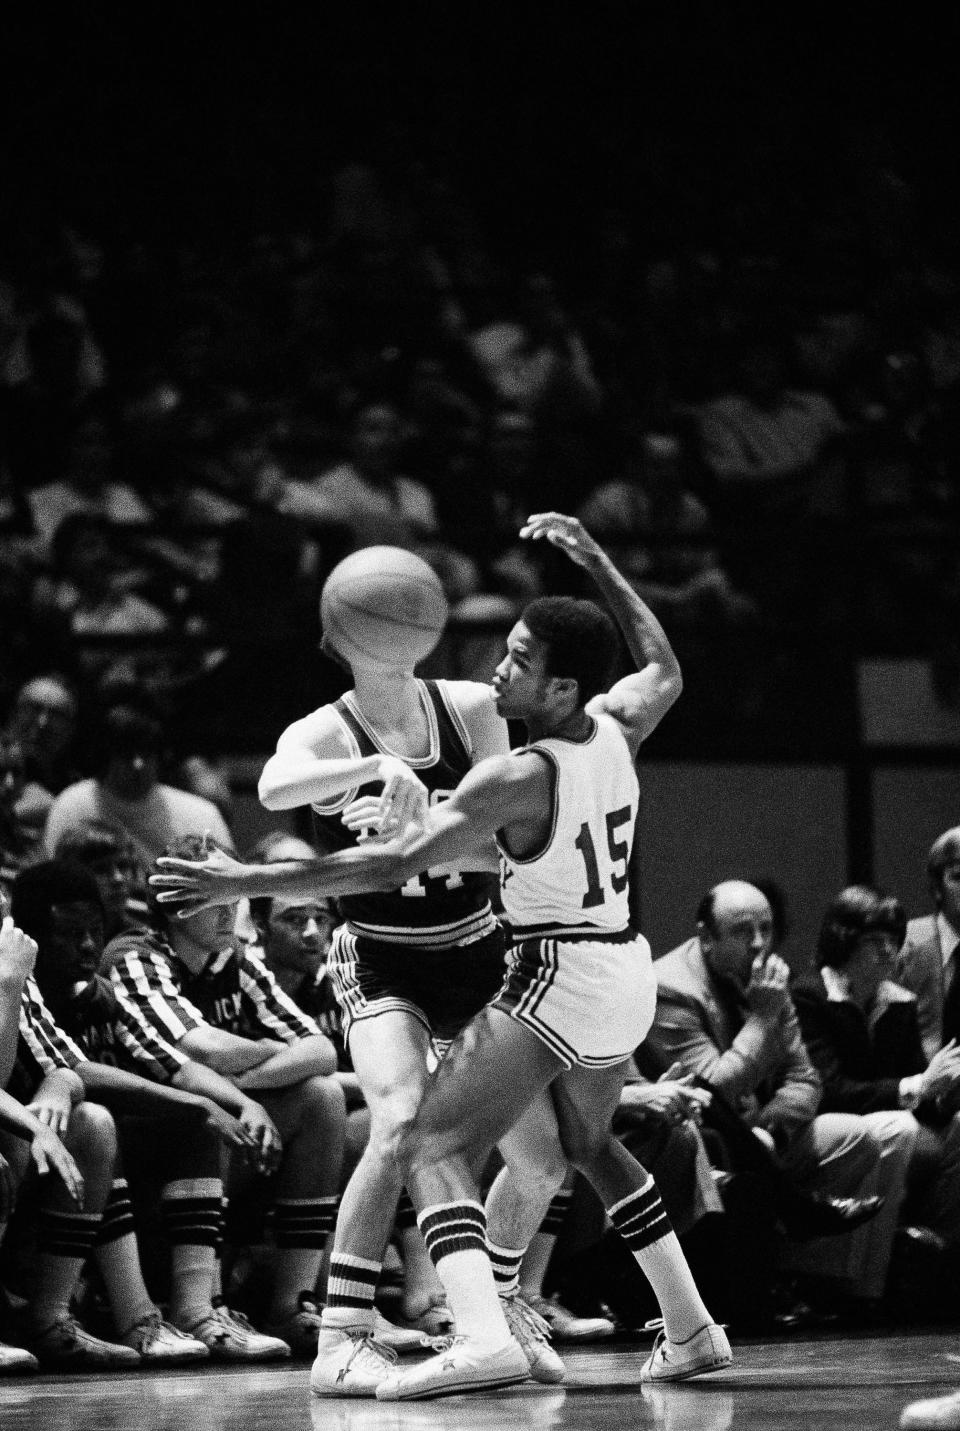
[154,513,732,1399]
[212,549,570,1392]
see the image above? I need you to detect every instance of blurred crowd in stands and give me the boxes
[2,120,960,766]
[2,101,960,1373]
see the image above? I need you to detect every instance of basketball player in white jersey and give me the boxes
[155,513,731,1399]
[201,548,571,1393]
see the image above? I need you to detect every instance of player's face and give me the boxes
[264,897,336,976]
[491,623,554,720]
[44,900,106,991]
[87,851,135,922]
[179,900,239,952]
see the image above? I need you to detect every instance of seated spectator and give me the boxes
[0,906,140,1371]
[4,674,80,846]
[793,886,960,1259]
[104,836,348,1356]
[50,819,142,937]
[577,427,757,632]
[26,412,153,551]
[691,332,848,622]
[32,514,170,640]
[43,702,233,881]
[280,399,479,602]
[1,736,39,896]
[646,879,913,1317]
[897,827,960,1062]
[11,860,290,1364]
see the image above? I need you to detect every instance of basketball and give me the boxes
[320,546,449,669]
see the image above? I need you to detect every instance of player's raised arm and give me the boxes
[520,512,683,753]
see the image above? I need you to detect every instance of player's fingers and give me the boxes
[150,874,199,890]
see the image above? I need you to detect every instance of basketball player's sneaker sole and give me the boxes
[640,1322,732,1382]
[375,1336,530,1400]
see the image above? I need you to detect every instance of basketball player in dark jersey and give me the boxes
[240,595,568,1392]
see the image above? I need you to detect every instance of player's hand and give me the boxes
[202,1101,251,1154]
[921,1039,960,1101]
[27,1081,74,1138]
[151,840,250,917]
[29,1126,85,1207]
[744,951,792,1021]
[237,1099,282,1174]
[374,756,429,837]
[519,513,604,569]
[0,916,39,986]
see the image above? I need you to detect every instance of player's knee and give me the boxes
[559,1122,612,1175]
[67,1101,118,1167]
[370,1104,421,1169]
[503,1148,568,1203]
[294,1074,348,1133]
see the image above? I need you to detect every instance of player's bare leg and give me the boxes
[550,1062,731,1381]
[312,1012,434,1396]
[377,1008,567,1399]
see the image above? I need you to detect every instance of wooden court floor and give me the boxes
[2,1330,959,1431]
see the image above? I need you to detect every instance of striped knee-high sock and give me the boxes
[322,1253,380,1331]
[161,1178,222,1326]
[608,1175,711,1341]
[418,1200,510,1347]
[94,1179,154,1334]
[488,1239,525,1298]
[33,1208,103,1327]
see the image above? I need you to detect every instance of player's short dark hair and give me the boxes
[521,596,619,704]
[816,885,907,970]
[11,860,105,949]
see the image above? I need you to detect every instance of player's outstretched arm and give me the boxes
[152,753,541,913]
[520,511,683,752]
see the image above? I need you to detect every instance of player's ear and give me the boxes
[548,674,579,707]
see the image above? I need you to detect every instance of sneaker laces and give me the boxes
[504,1295,553,1349]
[126,1310,165,1350]
[341,1334,398,1376]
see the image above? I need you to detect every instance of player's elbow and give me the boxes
[257,769,288,810]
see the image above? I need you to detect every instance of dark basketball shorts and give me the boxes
[327,923,508,1045]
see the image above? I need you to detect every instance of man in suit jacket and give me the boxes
[647,880,913,1305]
[897,828,960,1063]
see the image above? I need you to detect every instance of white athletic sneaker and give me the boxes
[525,1293,616,1343]
[501,1292,565,1383]
[370,1309,433,1352]
[640,1321,732,1383]
[375,1334,530,1401]
[901,1391,960,1430]
[310,1328,398,1398]
[182,1304,291,1361]
[122,1311,209,1364]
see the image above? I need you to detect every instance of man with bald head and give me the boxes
[897,828,960,1063]
[646,880,913,1315]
